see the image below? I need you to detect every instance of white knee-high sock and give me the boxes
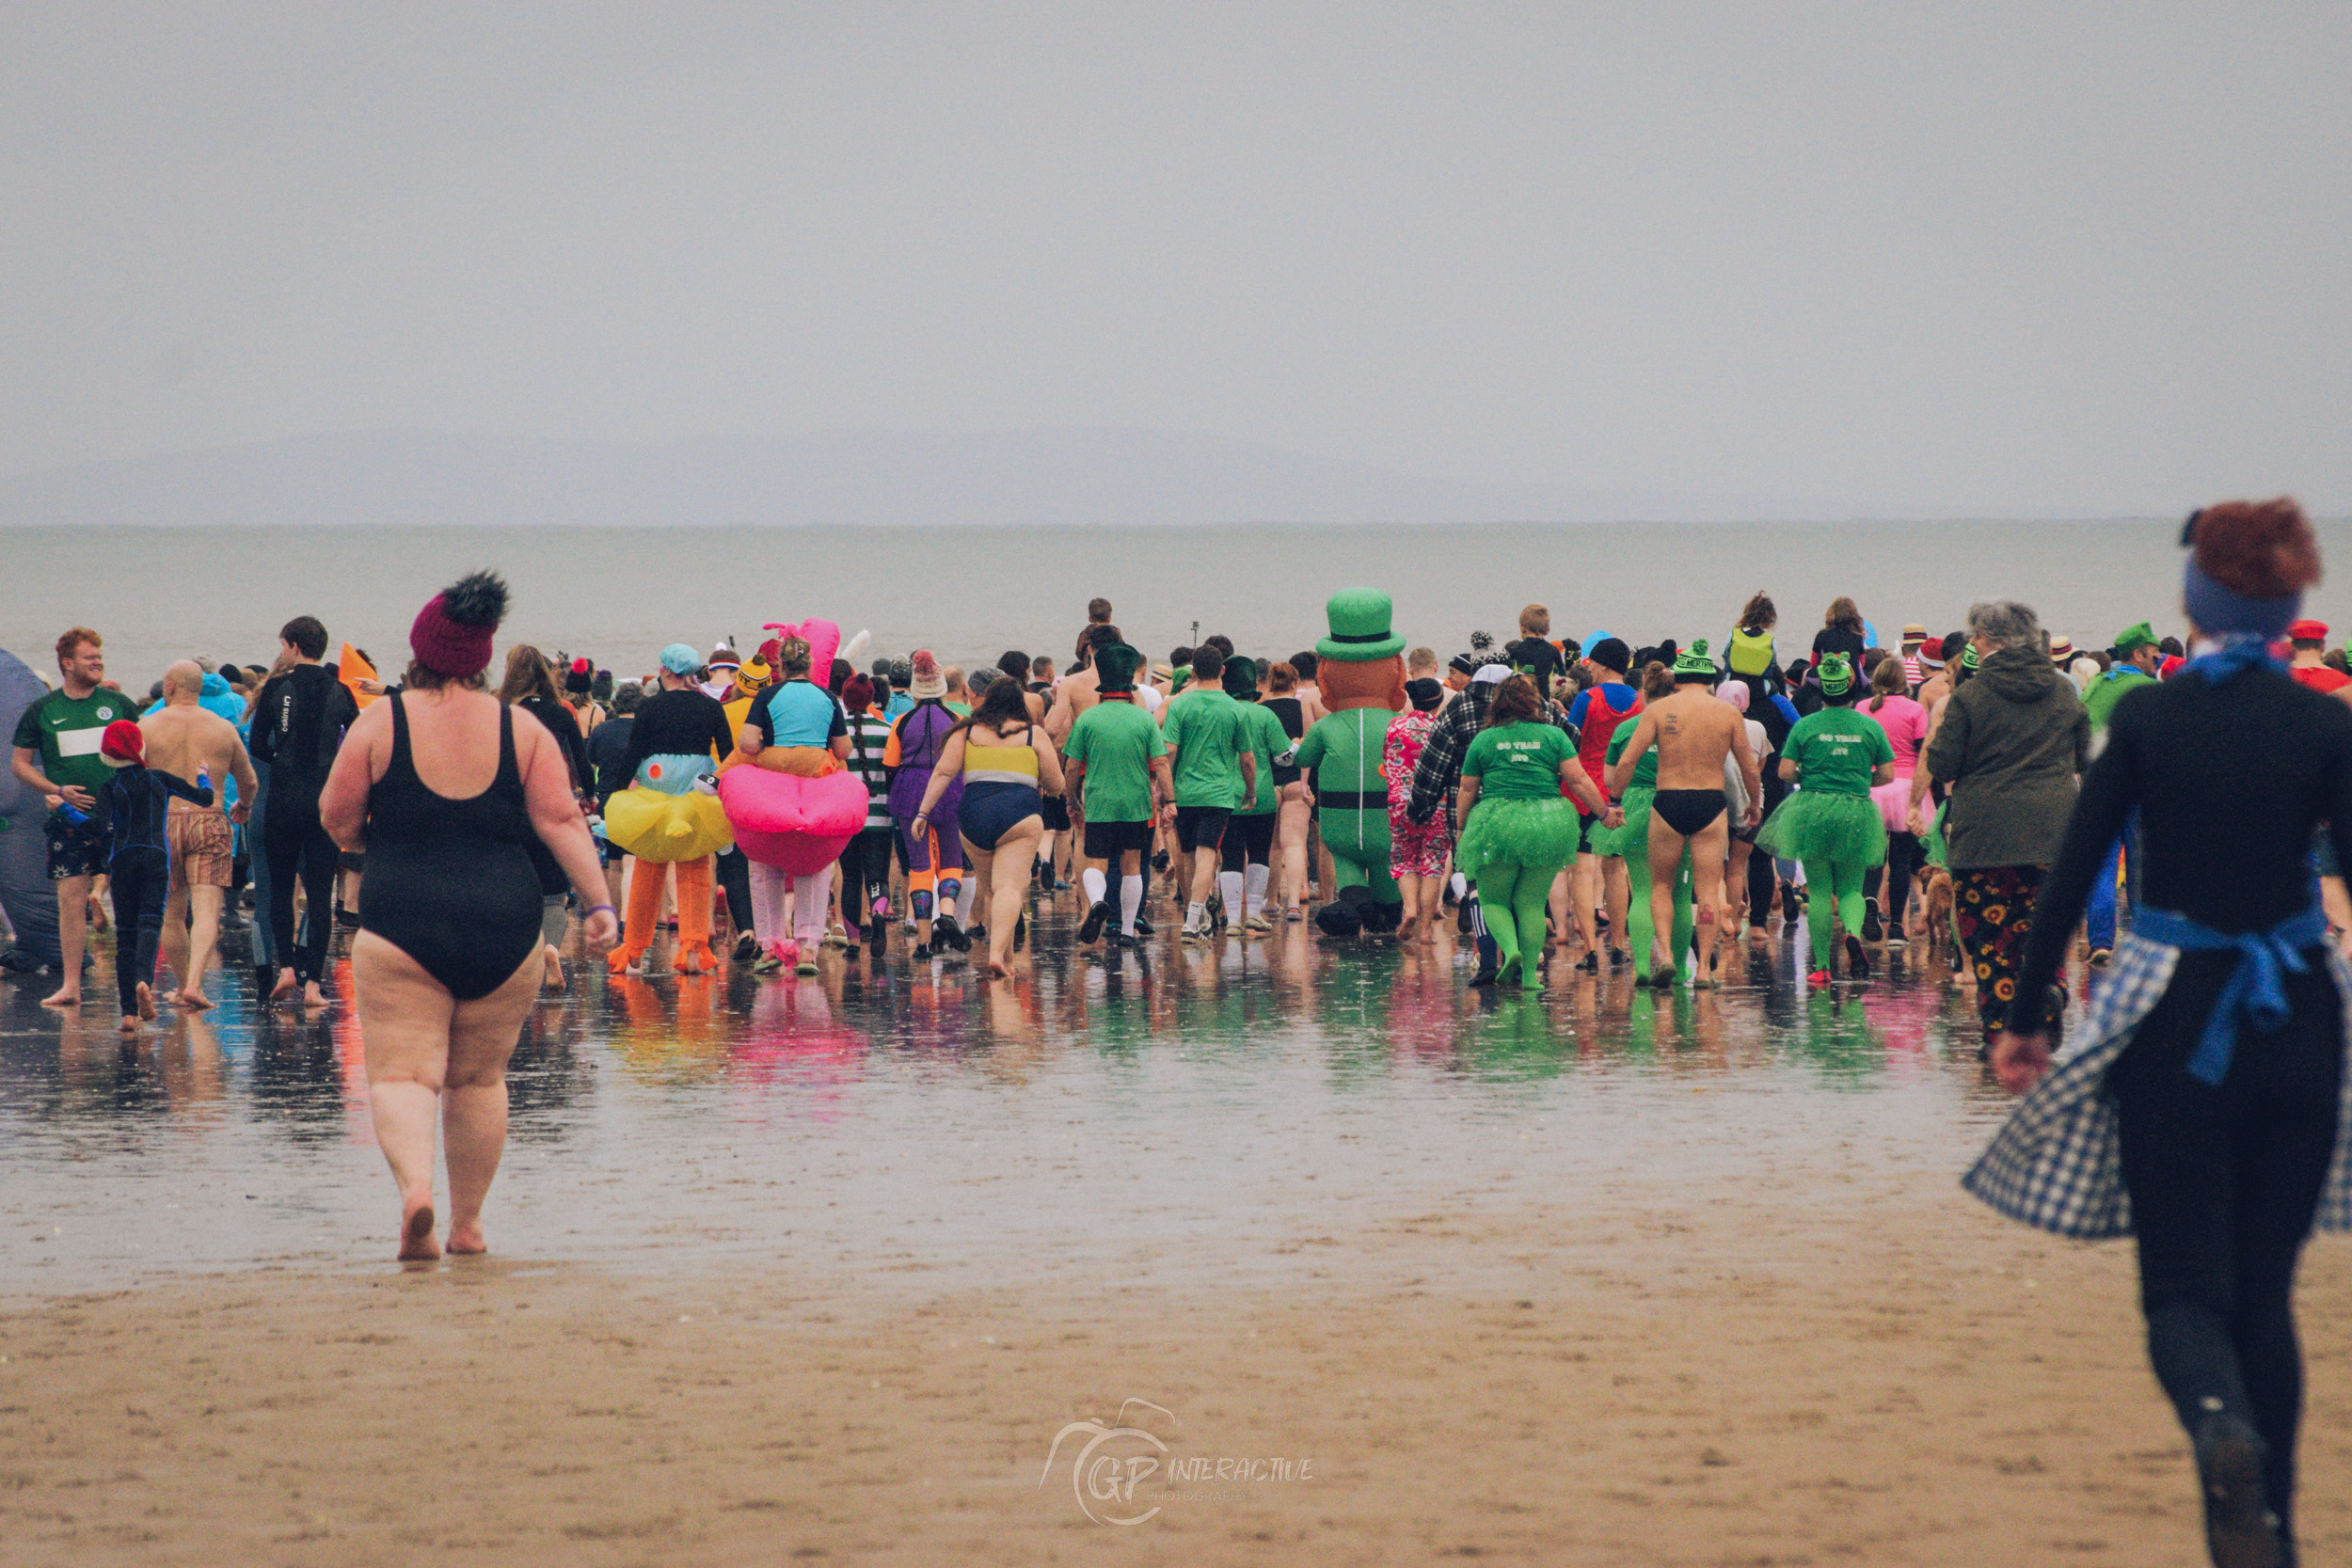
[1082,867,1107,906]
[1120,875,1144,935]
[1218,869,1245,918]
[1245,863,1270,918]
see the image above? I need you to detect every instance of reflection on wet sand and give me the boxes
[2,903,2046,1292]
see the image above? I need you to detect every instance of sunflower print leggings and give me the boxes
[1952,864,2066,1043]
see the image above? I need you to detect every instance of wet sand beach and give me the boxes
[6,914,2350,1563]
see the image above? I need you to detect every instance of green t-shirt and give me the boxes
[1604,715,1656,792]
[11,687,134,797]
[1235,701,1288,815]
[1781,707,1894,798]
[2081,667,2155,733]
[1159,687,1249,809]
[1462,720,1577,801]
[1063,697,1166,823]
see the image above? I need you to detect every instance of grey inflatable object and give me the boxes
[0,648,62,969]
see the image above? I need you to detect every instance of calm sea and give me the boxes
[10,520,2350,690]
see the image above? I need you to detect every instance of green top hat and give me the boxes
[1315,588,1406,662]
[1672,638,1717,679]
[1817,652,1854,696]
[1094,643,1143,693]
[2113,621,2157,656]
[1220,656,1259,699]
[1960,642,1980,671]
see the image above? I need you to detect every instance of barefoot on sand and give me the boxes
[118,1012,140,1036]
[444,1225,487,1257]
[176,988,215,1010]
[399,1203,439,1262]
[40,986,80,1008]
[135,981,156,1022]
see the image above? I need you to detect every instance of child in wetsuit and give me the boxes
[78,721,214,1023]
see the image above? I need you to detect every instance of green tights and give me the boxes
[1624,845,1694,982]
[1472,859,1568,987]
[1799,856,1867,971]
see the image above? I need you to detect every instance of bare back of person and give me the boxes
[1645,687,1751,792]
[140,701,248,792]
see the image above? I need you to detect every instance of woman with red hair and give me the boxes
[1977,499,2349,1566]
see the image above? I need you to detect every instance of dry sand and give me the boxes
[5,1178,2349,1565]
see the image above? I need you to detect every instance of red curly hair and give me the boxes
[2192,498,2321,599]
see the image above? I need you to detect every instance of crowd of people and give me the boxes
[10,499,2352,1564]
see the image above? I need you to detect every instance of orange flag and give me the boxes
[338,642,381,708]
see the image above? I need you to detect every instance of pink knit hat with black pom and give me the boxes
[409,571,508,678]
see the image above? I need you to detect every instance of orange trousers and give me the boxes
[609,854,715,973]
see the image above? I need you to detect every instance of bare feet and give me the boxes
[40,986,80,1008]
[119,1012,140,1035]
[176,988,215,1010]
[399,1199,440,1262]
[302,981,327,1007]
[444,1224,487,1256]
[268,968,298,1003]
[135,981,156,1022]
[988,958,1012,980]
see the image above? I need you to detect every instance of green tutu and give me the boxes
[1456,795,1581,883]
[1923,800,1949,870]
[1587,784,1652,860]
[1755,788,1885,867]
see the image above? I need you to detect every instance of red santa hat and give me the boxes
[99,720,144,768]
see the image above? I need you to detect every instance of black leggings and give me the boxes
[715,847,754,936]
[1747,834,1778,929]
[262,790,339,984]
[2109,951,2343,1537]
[1863,832,1919,929]
[838,830,895,927]
[108,847,168,1013]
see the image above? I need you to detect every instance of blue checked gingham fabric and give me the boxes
[1963,932,2352,1239]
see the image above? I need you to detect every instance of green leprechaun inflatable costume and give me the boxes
[1293,588,1409,936]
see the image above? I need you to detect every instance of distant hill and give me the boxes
[0,428,1844,528]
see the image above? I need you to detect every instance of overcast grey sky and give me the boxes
[2,2,2346,515]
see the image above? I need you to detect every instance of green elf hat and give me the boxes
[1671,638,1717,680]
[1094,642,1143,693]
[1817,652,1854,696]
[1315,588,1406,662]
[2113,621,2157,656]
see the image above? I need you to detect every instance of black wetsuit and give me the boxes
[248,665,358,984]
[2010,663,2352,1540]
[358,693,543,1000]
[103,765,213,1012]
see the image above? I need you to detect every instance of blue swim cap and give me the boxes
[660,642,702,675]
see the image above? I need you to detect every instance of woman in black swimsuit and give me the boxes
[321,573,615,1262]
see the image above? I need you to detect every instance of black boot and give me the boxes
[2194,1413,2282,1568]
